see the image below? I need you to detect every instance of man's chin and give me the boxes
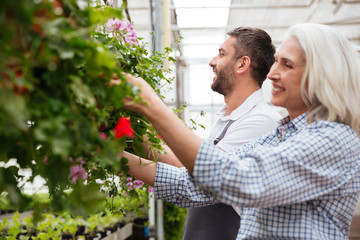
[210,84,217,92]
[211,87,223,95]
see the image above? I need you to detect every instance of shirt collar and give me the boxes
[216,89,264,121]
[278,112,307,127]
[277,113,308,141]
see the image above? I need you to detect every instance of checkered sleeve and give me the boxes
[193,122,360,208]
[153,162,218,208]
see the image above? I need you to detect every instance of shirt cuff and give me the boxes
[154,162,185,201]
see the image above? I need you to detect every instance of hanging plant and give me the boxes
[0,0,175,219]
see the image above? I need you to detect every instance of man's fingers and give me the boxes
[123,73,143,87]
[110,73,139,86]
[123,96,134,106]
[112,73,120,79]
[110,79,121,86]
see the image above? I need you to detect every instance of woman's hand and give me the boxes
[113,72,202,174]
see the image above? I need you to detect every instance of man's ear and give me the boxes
[236,56,251,73]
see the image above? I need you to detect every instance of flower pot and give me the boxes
[130,216,148,240]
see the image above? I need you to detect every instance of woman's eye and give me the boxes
[284,61,292,68]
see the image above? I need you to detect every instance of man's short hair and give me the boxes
[227,27,276,87]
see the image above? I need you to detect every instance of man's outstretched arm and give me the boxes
[140,141,184,168]
[121,151,157,186]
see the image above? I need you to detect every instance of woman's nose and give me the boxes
[267,65,280,81]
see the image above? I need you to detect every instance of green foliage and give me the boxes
[0,210,124,239]
[0,186,148,238]
[0,0,174,218]
[163,202,187,240]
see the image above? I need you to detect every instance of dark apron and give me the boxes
[182,120,240,240]
[182,203,240,240]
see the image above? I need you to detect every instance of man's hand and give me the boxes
[113,73,163,116]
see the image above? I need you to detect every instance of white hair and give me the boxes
[286,23,360,136]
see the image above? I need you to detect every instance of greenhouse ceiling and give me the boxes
[126,0,360,64]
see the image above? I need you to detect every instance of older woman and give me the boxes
[122,23,360,239]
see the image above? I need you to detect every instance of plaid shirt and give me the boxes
[155,114,360,239]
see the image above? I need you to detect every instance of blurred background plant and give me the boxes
[0,0,175,221]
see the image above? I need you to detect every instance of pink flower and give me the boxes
[100,132,107,140]
[43,157,49,165]
[148,187,154,193]
[126,177,133,182]
[106,18,131,32]
[105,18,138,47]
[68,164,87,184]
[69,156,85,164]
[118,19,131,31]
[133,180,144,189]
[133,180,143,184]
[77,157,85,164]
[126,182,133,190]
[126,29,138,46]
[106,18,122,31]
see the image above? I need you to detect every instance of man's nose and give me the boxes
[209,56,217,67]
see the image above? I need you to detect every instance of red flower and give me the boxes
[114,117,134,138]
[15,70,23,78]
[13,84,28,94]
[1,72,10,80]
